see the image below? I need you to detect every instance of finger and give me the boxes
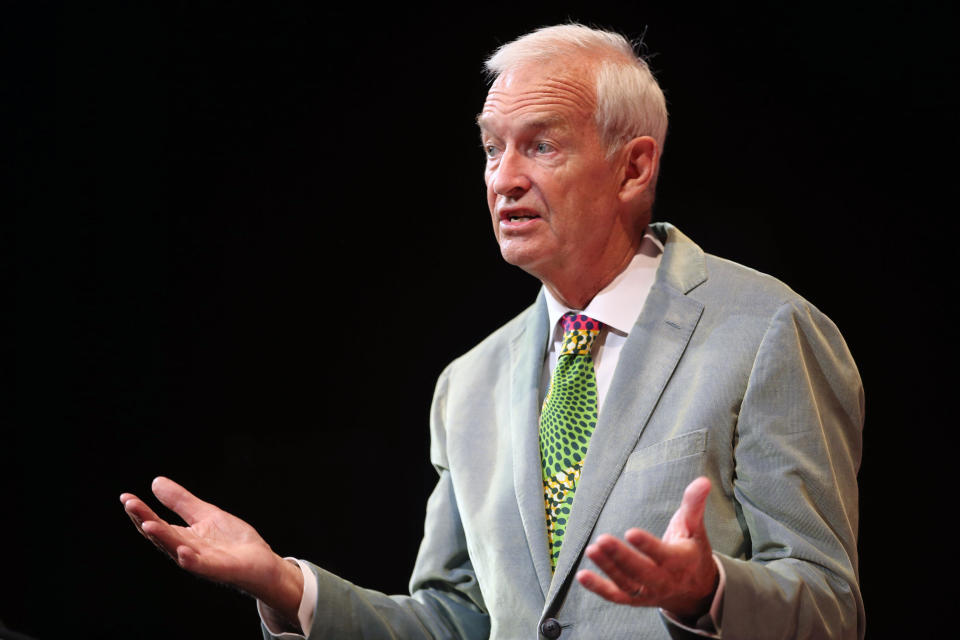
[586,534,657,592]
[175,544,203,573]
[669,476,711,537]
[624,527,671,564]
[122,507,147,537]
[123,497,193,562]
[140,518,198,562]
[680,476,711,533]
[123,496,168,534]
[120,493,143,529]
[576,570,645,606]
[151,476,217,526]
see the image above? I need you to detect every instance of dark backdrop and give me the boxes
[9,1,955,638]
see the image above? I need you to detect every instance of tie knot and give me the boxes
[559,313,602,356]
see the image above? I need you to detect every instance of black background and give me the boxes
[8,1,956,638]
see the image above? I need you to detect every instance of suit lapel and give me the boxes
[546,224,708,604]
[509,293,554,598]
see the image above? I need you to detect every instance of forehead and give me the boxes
[478,62,596,134]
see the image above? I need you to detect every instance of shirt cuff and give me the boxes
[660,554,726,637]
[257,558,318,638]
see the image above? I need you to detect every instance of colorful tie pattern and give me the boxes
[539,313,602,570]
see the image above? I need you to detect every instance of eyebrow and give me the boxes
[476,114,569,136]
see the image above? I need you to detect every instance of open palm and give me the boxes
[576,476,719,619]
[120,476,300,614]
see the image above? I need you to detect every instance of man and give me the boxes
[122,24,864,639]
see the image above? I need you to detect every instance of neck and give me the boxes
[542,242,639,309]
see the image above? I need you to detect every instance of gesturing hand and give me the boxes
[120,477,303,624]
[575,476,719,620]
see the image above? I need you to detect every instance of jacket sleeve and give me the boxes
[262,365,490,640]
[672,299,864,640]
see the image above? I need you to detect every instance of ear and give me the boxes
[617,136,660,205]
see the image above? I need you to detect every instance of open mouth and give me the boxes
[500,210,541,223]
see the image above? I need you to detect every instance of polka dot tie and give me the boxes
[539,312,602,570]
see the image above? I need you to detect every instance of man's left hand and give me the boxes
[576,476,719,619]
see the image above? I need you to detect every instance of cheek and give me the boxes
[485,176,497,211]
[484,180,499,238]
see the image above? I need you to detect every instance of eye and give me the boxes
[535,141,554,154]
[483,144,500,159]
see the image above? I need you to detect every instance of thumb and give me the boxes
[676,476,711,536]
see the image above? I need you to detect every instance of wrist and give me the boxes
[667,557,719,620]
[256,553,305,627]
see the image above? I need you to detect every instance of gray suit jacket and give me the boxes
[268,223,864,639]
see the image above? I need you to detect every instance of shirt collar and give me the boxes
[544,229,664,338]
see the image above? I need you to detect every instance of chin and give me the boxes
[499,245,532,268]
[499,248,548,281]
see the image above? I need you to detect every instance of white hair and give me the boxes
[485,24,668,157]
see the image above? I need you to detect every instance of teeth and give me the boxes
[510,216,533,222]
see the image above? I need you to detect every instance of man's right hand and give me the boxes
[120,477,304,626]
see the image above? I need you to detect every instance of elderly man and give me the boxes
[122,24,863,639]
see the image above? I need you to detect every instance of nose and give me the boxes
[490,148,531,198]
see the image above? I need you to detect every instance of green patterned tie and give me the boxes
[540,312,602,570]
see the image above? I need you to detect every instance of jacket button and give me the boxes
[540,618,562,639]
